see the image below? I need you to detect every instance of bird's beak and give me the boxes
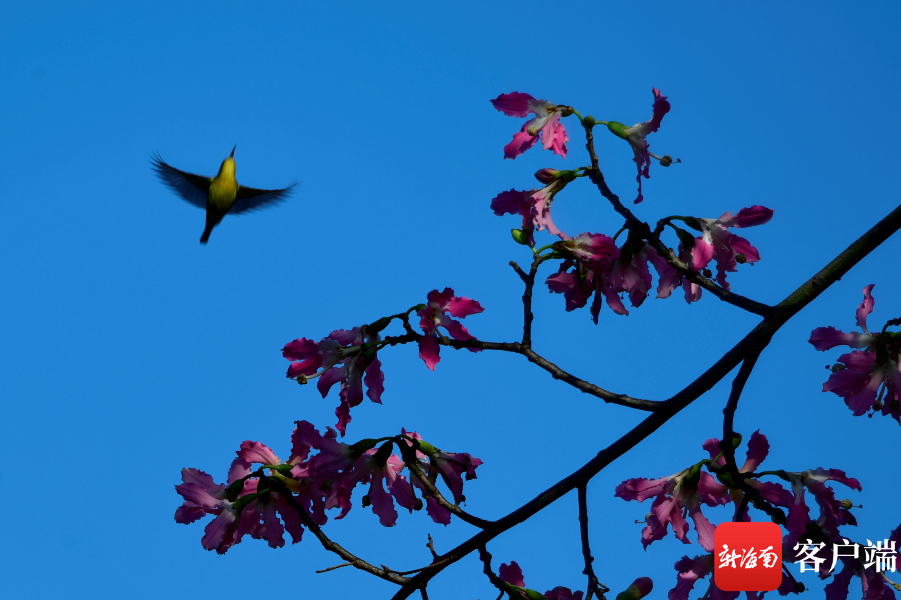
[230,145,236,157]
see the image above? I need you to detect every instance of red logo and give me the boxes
[714,522,783,591]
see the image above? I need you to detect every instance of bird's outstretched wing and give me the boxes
[150,153,211,209]
[231,183,297,215]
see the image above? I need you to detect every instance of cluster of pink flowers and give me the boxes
[535,205,771,321]
[671,523,901,600]
[617,432,860,551]
[282,326,384,436]
[490,88,678,204]
[174,421,482,553]
[283,289,483,434]
[616,431,866,600]
[810,284,901,423]
[490,88,772,318]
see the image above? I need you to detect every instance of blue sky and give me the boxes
[1,2,899,599]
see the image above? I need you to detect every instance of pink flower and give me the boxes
[560,233,619,271]
[283,325,386,435]
[545,234,621,319]
[606,88,678,203]
[490,173,572,242]
[609,243,679,308]
[810,285,901,423]
[547,262,627,320]
[491,92,570,159]
[700,431,793,521]
[616,462,728,551]
[668,555,767,600]
[491,561,585,600]
[780,468,861,547]
[546,239,677,322]
[417,288,484,370]
[825,526,901,600]
[688,205,774,292]
[333,446,416,527]
[399,429,483,525]
[174,440,311,554]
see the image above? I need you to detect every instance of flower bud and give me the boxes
[511,229,532,246]
[716,472,736,488]
[270,464,295,477]
[368,316,393,335]
[416,439,440,455]
[350,438,380,456]
[582,115,596,127]
[559,105,574,117]
[233,490,263,511]
[607,121,629,140]
[225,478,248,502]
[534,168,559,184]
[510,586,547,600]
[658,155,677,167]
[414,498,423,511]
[615,577,654,600]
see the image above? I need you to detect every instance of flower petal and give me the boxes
[809,327,873,351]
[500,561,526,587]
[504,128,540,160]
[857,284,876,333]
[491,92,537,118]
[418,333,441,371]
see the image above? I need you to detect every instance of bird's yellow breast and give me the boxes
[209,158,238,210]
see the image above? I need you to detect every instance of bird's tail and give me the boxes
[200,224,213,244]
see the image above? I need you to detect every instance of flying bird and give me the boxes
[151,147,295,244]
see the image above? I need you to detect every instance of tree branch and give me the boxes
[578,484,606,600]
[510,259,539,347]
[441,338,660,411]
[579,126,771,316]
[405,459,493,529]
[271,482,411,586]
[389,198,901,599]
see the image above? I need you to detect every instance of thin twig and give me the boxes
[381,561,451,576]
[269,480,411,586]
[427,534,439,560]
[316,562,352,574]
